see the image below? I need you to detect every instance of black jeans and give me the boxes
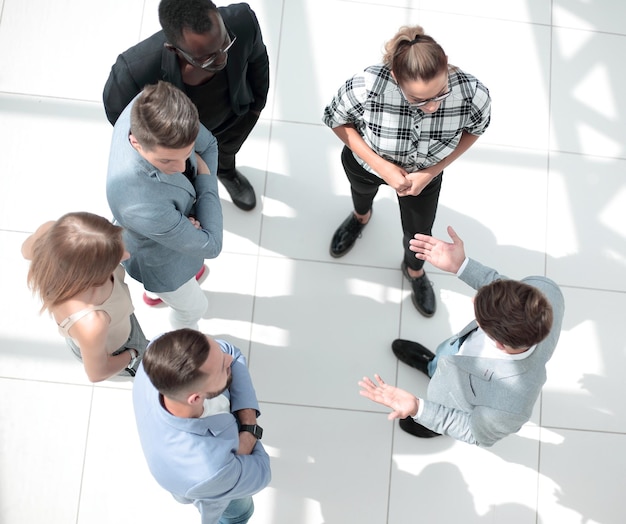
[340,146,443,271]
[212,111,261,179]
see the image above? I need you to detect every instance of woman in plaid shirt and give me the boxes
[323,25,491,317]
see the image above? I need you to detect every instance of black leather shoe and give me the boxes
[399,417,441,438]
[391,339,434,377]
[329,211,370,258]
[219,170,256,211]
[401,262,436,317]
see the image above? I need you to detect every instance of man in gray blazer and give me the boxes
[107,81,223,330]
[359,226,564,447]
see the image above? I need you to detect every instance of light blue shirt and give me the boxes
[133,339,271,524]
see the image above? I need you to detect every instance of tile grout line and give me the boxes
[74,385,95,524]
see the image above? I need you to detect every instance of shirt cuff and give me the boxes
[455,257,470,277]
[414,397,426,419]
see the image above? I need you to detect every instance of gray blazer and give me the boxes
[106,97,223,293]
[417,258,565,447]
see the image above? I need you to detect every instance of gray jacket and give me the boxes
[106,97,223,293]
[418,258,565,447]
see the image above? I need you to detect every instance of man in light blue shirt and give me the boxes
[133,328,270,523]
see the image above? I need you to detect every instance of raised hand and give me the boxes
[409,225,466,273]
[358,374,419,420]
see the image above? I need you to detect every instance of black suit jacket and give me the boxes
[103,3,269,126]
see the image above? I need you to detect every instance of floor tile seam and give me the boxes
[252,252,410,273]
[0,374,101,389]
[417,5,626,37]
[340,1,553,30]
[266,119,623,163]
[256,121,273,240]
[472,140,550,155]
[258,399,390,415]
[416,6,554,29]
[477,140,626,163]
[246,243,264,370]
[219,249,262,260]
[75,387,95,524]
[267,0,285,125]
[266,118,326,128]
[542,123,553,276]
[0,89,100,104]
[541,424,626,437]
[550,25,626,38]
[0,227,34,234]
[547,147,626,163]
[555,283,626,295]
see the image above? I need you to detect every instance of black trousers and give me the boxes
[212,111,260,179]
[340,146,443,271]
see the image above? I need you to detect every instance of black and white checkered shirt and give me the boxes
[323,65,491,176]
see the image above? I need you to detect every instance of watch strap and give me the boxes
[239,424,263,440]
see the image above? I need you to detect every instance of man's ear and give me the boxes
[129,134,142,152]
[186,392,203,406]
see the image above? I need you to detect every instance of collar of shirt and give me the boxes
[155,391,234,436]
[200,394,231,417]
[459,327,537,361]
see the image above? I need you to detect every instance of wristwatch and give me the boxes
[239,424,263,440]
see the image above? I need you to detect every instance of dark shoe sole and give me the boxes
[399,416,441,438]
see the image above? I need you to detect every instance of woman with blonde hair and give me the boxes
[22,212,148,382]
[324,25,491,317]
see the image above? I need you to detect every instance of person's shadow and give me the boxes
[388,461,541,523]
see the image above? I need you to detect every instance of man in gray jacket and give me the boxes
[359,226,564,447]
[107,81,223,330]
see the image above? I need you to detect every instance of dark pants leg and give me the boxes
[341,146,443,269]
[212,111,260,179]
[398,173,443,272]
[341,146,384,215]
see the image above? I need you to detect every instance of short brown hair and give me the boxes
[130,81,200,150]
[383,25,448,84]
[474,280,553,350]
[27,212,124,312]
[142,328,211,398]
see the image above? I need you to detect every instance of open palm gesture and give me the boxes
[358,374,419,420]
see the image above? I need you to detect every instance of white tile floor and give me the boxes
[0,0,625,522]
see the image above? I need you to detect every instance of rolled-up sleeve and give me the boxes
[322,75,367,128]
[465,81,491,135]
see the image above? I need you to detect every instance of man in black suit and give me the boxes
[104,0,269,211]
